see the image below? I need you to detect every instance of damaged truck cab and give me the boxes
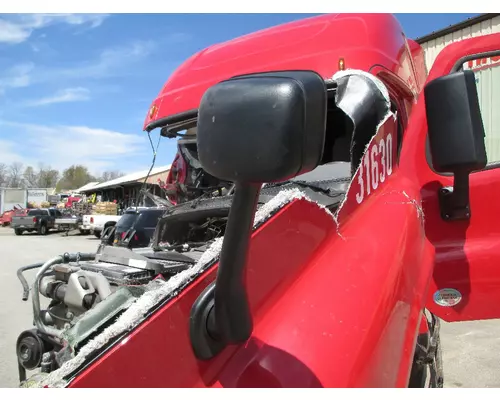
[15,14,500,388]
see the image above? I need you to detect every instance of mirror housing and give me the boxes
[425,69,487,173]
[425,69,487,221]
[197,70,327,183]
[190,71,327,360]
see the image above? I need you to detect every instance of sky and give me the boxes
[0,13,480,175]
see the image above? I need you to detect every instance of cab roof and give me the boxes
[144,13,416,132]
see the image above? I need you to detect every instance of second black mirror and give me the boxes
[425,69,487,174]
[425,69,487,221]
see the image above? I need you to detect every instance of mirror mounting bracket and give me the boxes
[190,182,259,360]
[438,172,471,221]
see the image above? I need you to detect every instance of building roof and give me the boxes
[79,165,171,192]
[416,13,500,44]
[74,182,100,193]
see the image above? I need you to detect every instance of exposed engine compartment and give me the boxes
[16,245,200,382]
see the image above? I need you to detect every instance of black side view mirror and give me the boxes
[425,69,487,221]
[190,70,327,360]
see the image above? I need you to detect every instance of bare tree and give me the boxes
[23,166,39,188]
[99,170,125,183]
[8,162,24,188]
[0,163,7,187]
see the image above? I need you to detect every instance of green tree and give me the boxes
[56,165,93,191]
[37,164,60,188]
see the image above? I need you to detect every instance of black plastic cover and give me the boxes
[425,70,487,173]
[197,70,327,183]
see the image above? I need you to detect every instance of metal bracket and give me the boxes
[438,186,471,222]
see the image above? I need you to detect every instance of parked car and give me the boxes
[102,207,166,249]
[10,208,62,235]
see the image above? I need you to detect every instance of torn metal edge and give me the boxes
[331,69,395,223]
[332,68,390,104]
[36,187,339,388]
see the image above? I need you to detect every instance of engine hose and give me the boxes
[17,263,44,301]
[32,252,97,338]
[32,256,65,338]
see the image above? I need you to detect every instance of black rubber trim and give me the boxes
[189,282,225,360]
[145,109,198,132]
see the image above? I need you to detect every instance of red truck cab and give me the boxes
[17,14,500,388]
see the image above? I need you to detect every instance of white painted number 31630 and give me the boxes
[355,133,393,204]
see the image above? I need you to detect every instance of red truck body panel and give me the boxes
[62,15,500,388]
[67,14,429,388]
[143,13,423,131]
[398,33,500,323]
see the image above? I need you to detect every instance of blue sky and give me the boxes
[0,13,479,175]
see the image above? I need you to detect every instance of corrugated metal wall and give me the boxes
[420,15,500,71]
[465,61,500,163]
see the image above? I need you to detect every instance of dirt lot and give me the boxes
[0,227,99,388]
[0,226,499,388]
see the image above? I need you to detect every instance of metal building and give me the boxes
[416,14,500,71]
[417,14,500,163]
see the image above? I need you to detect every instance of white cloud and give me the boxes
[0,63,34,94]
[0,14,108,44]
[25,87,91,106]
[0,40,157,94]
[0,121,149,172]
[57,40,157,79]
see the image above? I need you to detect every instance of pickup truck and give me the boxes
[11,208,62,235]
[81,214,121,238]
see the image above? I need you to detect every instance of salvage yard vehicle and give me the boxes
[82,213,122,238]
[0,206,26,227]
[161,130,234,205]
[11,208,62,235]
[54,214,84,236]
[13,14,500,388]
[101,207,168,249]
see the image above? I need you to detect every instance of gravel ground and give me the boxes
[0,226,499,388]
[0,227,99,388]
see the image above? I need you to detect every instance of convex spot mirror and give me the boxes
[196,70,327,184]
[425,69,487,174]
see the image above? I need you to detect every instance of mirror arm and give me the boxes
[438,171,471,221]
[190,182,259,360]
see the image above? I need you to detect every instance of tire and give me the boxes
[94,231,101,239]
[430,332,444,388]
[409,311,443,388]
[39,224,48,235]
[14,228,23,236]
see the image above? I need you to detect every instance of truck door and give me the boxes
[400,32,500,322]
